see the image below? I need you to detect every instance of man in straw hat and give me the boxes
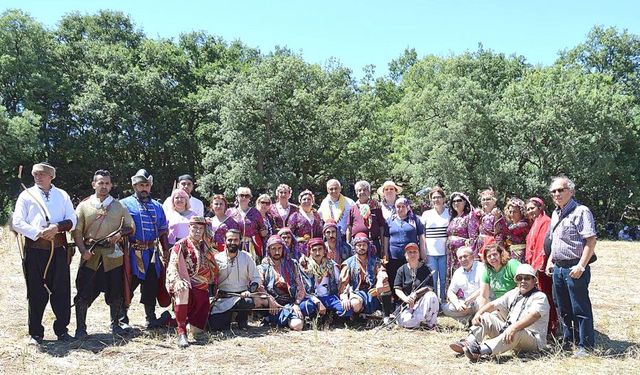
[12,162,77,345]
[449,263,550,361]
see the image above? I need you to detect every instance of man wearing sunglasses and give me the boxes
[449,263,550,361]
[545,176,597,357]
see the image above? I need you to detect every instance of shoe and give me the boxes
[74,329,88,340]
[177,333,189,348]
[57,333,75,342]
[573,347,590,358]
[28,336,43,346]
[237,320,249,330]
[463,341,482,362]
[449,339,469,354]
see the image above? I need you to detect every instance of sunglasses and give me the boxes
[259,201,271,205]
[238,194,251,198]
[452,199,464,203]
[549,188,567,194]
[515,275,534,282]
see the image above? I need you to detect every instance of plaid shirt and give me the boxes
[550,199,596,261]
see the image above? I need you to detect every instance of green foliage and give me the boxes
[0,10,637,230]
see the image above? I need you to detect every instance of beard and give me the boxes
[226,244,240,254]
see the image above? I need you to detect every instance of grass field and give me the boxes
[0,227,638,374]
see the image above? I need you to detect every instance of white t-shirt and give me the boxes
[448,261,485,300]
[421,208,450,256]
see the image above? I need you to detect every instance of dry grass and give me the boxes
[0,226,638,374]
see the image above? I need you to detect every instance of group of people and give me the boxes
[11,163,598,360]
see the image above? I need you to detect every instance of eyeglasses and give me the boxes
[238,194,251,198]
[259,201,271,205]
[481,197,494,202]
[515,275,534,282]
[549,188,567,194]
[452,199,464,203]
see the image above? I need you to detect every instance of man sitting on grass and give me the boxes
[449,263,550,361]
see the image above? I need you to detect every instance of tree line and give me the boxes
[1,9,639,231]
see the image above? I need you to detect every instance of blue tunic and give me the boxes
[121,196,168,280]
[384,215,424,260]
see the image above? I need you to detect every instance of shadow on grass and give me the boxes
[596,329,639,356]
[38,329,145,357]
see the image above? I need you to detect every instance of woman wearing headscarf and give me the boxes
[229,187,267,262]
[378,180,402,220]
[383,197,426,295]
[165,189,196,247]
[524,197,558,334]
[475,189,508,257]
[288,189,323,260]
[446,192,479,278]
[505,197,530,262]
[208,194,240,252]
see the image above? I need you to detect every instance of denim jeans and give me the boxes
[427,255,447,302]
[552,265,594,348]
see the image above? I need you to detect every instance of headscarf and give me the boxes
[351,232,375,257]
[278,227,299,260]
[390,197,417,228]
[507,197,526,215]
[306,238,333,279]
[448,191,475,218]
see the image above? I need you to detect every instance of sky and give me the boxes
[3,1,639,77]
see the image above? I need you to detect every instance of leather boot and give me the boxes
[74,301,89,340]
[110,300,131,335]
[144,303,160,329]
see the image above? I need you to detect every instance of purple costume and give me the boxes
[507,219,530,262]
[476,209,509,256]
[288,209,323,258]
[446,212,479,277]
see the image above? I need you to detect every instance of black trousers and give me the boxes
[25,245,70,337]
[130,264,158,306]
[386,258,407,303]
[209,298,254,331]
[74,261,123,306]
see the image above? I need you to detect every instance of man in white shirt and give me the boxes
[163,174,204,216]
[442,246,485,324]
[318,179,355,239]
[12,162,77,345]
[210,229,262,330]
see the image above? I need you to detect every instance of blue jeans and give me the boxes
[428,255,447,302]
[552,265,594,348]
